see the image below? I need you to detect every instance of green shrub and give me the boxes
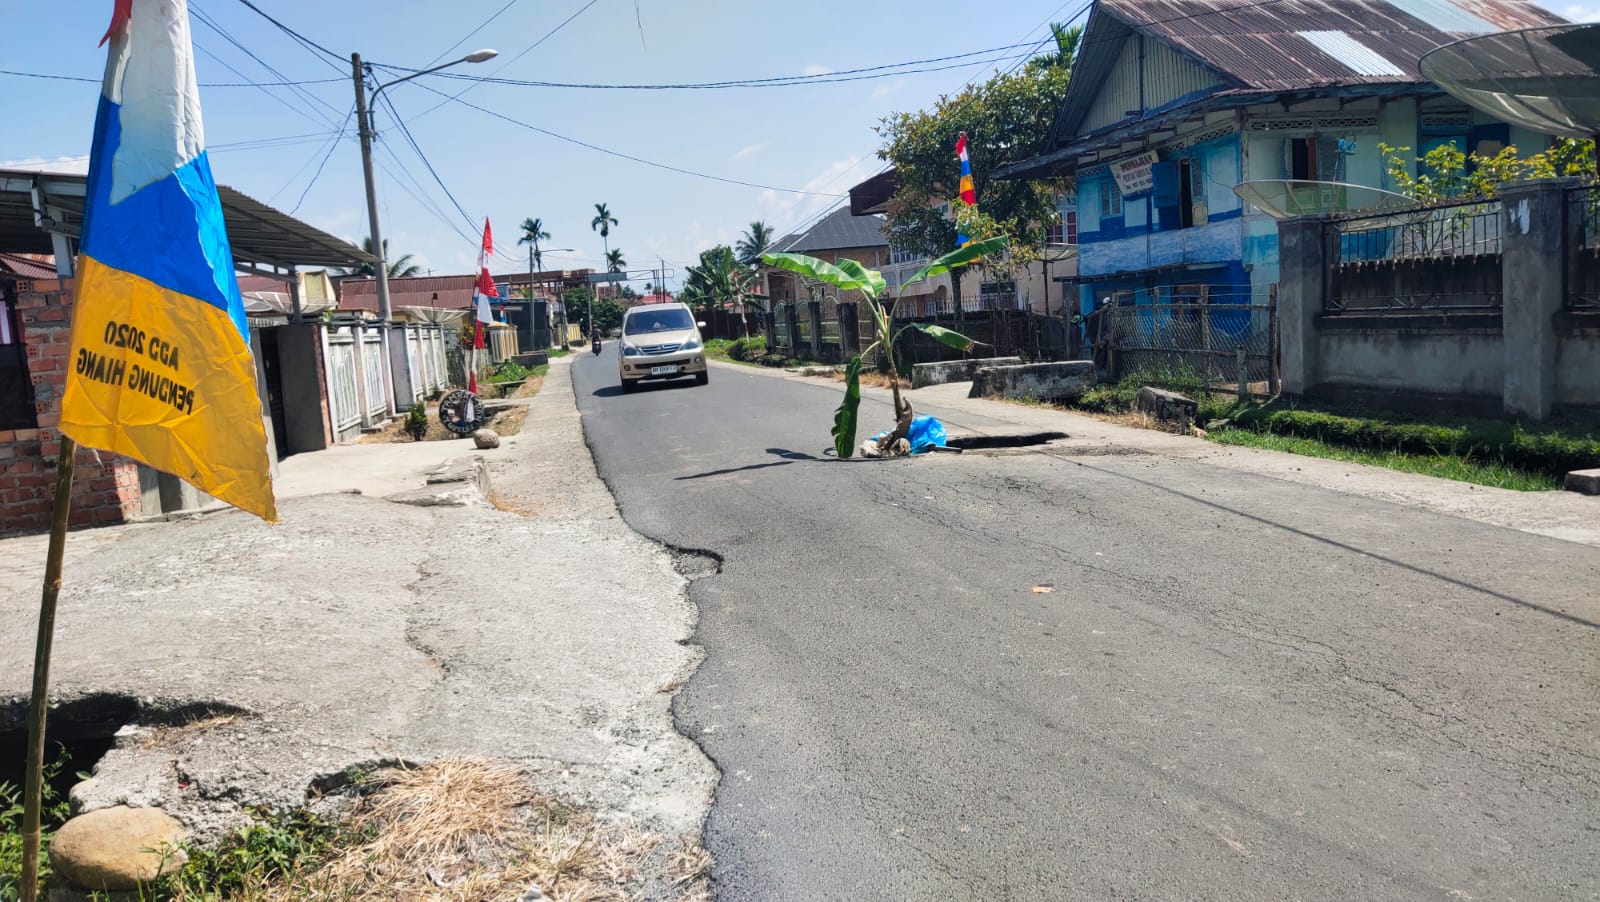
[403,403,428,441]
[729,336,767,361]
[1,746,77,899]
[486,361,531,384]
[1227,403,1600,477]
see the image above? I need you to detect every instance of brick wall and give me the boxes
[0,279,143,536]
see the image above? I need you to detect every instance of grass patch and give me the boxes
[1210,427,1560,491]
[704,337,826,369]
[1,745,78,899]
[1225,400,1599,479]
[143,759,711,901]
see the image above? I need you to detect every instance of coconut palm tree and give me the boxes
[606,249,626,273]
[1027,22,1083,72]
[339,237,423,278]
[591,202,618,267]
[736,220,775,265]
[517,217,551,277]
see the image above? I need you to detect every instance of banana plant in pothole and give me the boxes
[762,236,1007,458]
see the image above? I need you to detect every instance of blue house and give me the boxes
[996,0,1564,315]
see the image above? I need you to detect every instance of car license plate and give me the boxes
[649,365,679,376]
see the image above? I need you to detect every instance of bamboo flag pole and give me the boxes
[19,435,78,902]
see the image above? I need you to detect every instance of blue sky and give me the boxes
[3,1,1595,288]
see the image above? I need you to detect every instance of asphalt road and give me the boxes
[571,345,1600,901]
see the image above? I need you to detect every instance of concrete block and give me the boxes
[511,352,549,368]
[1136,386,1198,423]
[911,357,1023,389]
[969,361,1095,402]
[1564,468,1600,495]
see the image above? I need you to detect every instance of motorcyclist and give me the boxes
[591,325,602,352]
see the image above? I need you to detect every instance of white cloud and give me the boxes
[758,155,879,240]
[802,64,832,77]
[871,79,908,100]
[729,143,768,162]
[1,155,90,175]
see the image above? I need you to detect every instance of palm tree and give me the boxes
[1028,22,1083,72]
[517,217,551,278]
[591,202,618,268]
[340,237,423,278]
[736,220,775,265]
[606,249,626,273]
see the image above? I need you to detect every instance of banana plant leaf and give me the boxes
[832,355,864,459]
[761,252,871,294]
[901,236,1009,289]
[833,258,887,299]
[907,322,981,352]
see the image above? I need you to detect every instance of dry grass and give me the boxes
[164,759,711,902]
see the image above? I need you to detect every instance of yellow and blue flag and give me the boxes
[60,0,277,521]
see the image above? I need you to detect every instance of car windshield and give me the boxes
[625,308,694,335]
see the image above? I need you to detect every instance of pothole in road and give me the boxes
[0,693,252,801]
[945,431,1068,450]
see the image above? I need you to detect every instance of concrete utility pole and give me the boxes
[352,48,496,408]
[350,52,395,416]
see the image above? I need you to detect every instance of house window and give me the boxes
[979,280,1017,311]
[1099,183,1122,219]
[1155,157,1206,229]
[1289,137,1343,182]
[889,246,923,265]
[1046,195,1078,245]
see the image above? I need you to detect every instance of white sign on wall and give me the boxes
[1109,150,1160,196]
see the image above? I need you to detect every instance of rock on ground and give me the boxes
[474,428,501,449]
[49,805,187,891]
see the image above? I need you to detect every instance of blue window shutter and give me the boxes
[1152,161,1180,207]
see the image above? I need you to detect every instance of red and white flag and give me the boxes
[469,218,497,392]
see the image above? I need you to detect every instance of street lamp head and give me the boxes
[464,49,498,63]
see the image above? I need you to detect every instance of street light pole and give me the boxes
[351,48,496,413]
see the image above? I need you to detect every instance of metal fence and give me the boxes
[325,328,362,435]
[361,330,386,419]
[1566,185,1600,309]
[1325,197,1503,312]
[1103,296,1277,396]
[891,309,1069,369]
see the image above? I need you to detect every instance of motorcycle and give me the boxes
[591,337,602,355]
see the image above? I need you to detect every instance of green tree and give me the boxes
[1379,138,1597,203]
[517,216,551,293]
[1026,22,1083,73]
[682,244,766,336]
[736,220,776,264]
[877,60,1071,321]
[339,237,424,278]
[606,248,627,273]
[591,202,619,272]
[563,286,625,335]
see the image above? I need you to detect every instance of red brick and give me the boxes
[14,429,40,442]
[33,307,67,323]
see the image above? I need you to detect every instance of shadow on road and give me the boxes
[591,380,700,398]
[674,448,828,481]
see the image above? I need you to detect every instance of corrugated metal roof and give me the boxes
[770,208,888,254]
[1298,30,1407,77]
[1097,0,1560,94]
[1001,0,1567,179]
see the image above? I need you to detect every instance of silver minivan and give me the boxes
[617,303,709,392]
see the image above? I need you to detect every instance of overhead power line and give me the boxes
[228,0,348,72]
[420,0,522,69]
[411,0,603,120]
[385,74,847,198]
[0,68,344,88]
[407,42,1046,90]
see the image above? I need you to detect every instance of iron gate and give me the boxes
[1104,296,1278,396]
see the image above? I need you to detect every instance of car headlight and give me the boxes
[680,336,702,351]
[622,343,640,357]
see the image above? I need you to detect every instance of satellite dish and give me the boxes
[1419,23,1600,140]
[1233,180,1417,220]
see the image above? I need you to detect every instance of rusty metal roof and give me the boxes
[996,0,1566,181]
[1096,0,1561,95]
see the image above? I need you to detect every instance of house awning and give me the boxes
[0,168,374,270]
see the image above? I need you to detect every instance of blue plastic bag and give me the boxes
[905,415,948,454]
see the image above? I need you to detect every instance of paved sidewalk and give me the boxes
[0,355,714,838]
[711,360,1600,547]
